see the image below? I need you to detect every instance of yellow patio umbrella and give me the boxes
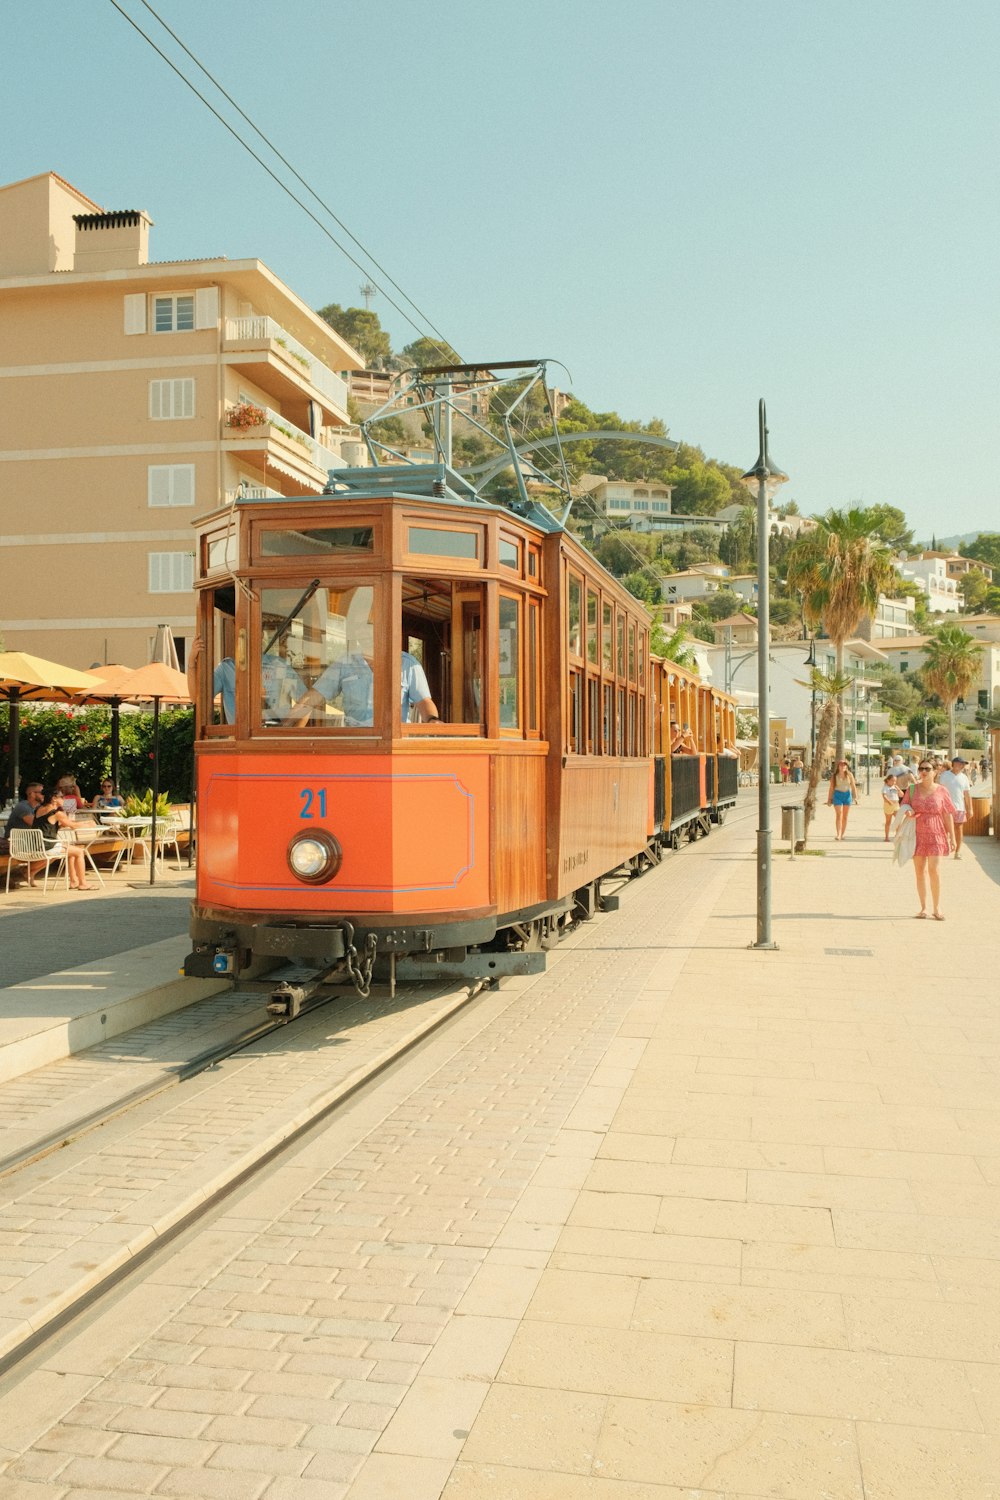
[110,663,192,886]
[0,652,102,801]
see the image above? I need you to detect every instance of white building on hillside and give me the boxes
[896,554,961,613]
[701,637,890,766]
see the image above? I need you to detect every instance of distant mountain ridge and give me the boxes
[935,531,984,549]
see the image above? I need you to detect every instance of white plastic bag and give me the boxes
[892,810,916,868]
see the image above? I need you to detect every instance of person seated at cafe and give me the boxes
[4,783,47,885]
[33,790,93,890]
[55,774,89,812]
[187,637,308,725]
[5,782,44,837]
[93,778,124,810]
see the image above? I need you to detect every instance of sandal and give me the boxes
[933,912,945,921]
[915,911,928,919]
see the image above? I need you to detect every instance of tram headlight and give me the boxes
[286,829,342,885]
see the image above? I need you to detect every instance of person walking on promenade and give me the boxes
[827,758,858,841]
[938,754,973,859]
[881,769,901,841]
[901,759,956,920]
[790,755,803,784]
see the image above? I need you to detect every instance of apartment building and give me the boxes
[895,553,961,614]
[576,474,674,531]
[853,593,917,640]
[921,550,993,584]
[0,171,363,668]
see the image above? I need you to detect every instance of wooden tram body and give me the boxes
[185,464,737,989]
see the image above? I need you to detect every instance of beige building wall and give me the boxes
[0,172,363,669]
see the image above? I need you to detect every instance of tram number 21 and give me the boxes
[299,788,328,819]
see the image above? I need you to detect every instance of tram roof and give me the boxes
[315,462,565,534]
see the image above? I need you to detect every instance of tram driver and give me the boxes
[288,622,440,728]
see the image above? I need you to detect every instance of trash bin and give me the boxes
[781,804,805,845]
[967,795,991,837]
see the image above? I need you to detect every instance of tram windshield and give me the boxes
[260,584,377,728]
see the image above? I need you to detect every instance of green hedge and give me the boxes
[0,705,194,802]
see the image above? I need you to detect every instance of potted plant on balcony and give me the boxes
[225,402,267,432]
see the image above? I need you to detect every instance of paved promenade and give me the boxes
[1,792,998,1500]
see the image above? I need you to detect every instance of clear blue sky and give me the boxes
[8,1,998,538]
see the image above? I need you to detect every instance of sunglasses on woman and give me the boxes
[918,764,933,772]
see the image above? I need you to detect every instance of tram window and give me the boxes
[499,537,520,570]
[258,526,374,557]
[627,693,637,756]
[408,526,478,559]
[205,529,237,573]
[602,601,613,672]
[568,669,583,753]
[527,598,540,733]
[260,583,378,729]
[587,678,599,754]
[567,574,582,658]
[628,622,636,683]
[617,615,626,678]
[586,590,598,664]
[499,595,520,729]
[617,687,625,754]
[527,544,541,579]
[403,576,483,729]
[602,683,613,754]
[202,584,237,730]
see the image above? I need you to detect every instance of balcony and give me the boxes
[223,317,349,417]
[222,404,343,491]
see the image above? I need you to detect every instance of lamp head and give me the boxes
[740,398,788,497]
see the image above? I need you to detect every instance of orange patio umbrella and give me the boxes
[82,664,136,793]
[0,652,102,801]
[110,663,192,886]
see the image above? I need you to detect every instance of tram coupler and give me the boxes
[267,981,307,1021]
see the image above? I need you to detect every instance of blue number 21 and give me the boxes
[299,788,328,819]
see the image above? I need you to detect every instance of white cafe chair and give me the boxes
[5,828,69,893]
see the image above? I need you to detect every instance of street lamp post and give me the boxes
[740,399,788,951]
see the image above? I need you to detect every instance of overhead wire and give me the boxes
[106,0,458,358]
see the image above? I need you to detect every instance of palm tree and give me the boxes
[786,509,897,762]
[802,667,854,847]
[921,624,982,756]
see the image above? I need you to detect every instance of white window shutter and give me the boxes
[194,287,219,329]
[174,465,195,506]
[180,379,194,417]
[148,466,171,506]
[124,294,147,335]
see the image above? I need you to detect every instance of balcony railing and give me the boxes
[225,483,282,504]
[224,316,348,412]
[223,404,342,475]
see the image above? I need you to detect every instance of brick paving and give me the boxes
[1,794,998,1498]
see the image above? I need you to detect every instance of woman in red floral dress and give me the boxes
[901,760,956,920]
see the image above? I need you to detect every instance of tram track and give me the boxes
[0,796,766,1382]
[0,972,497,1381]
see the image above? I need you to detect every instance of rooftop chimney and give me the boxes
[73,209,152,271]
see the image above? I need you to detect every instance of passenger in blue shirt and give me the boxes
[188,638,307,724]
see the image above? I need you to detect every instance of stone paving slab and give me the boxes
[0,795,998,1499]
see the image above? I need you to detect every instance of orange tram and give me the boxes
[185,464,738,996]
